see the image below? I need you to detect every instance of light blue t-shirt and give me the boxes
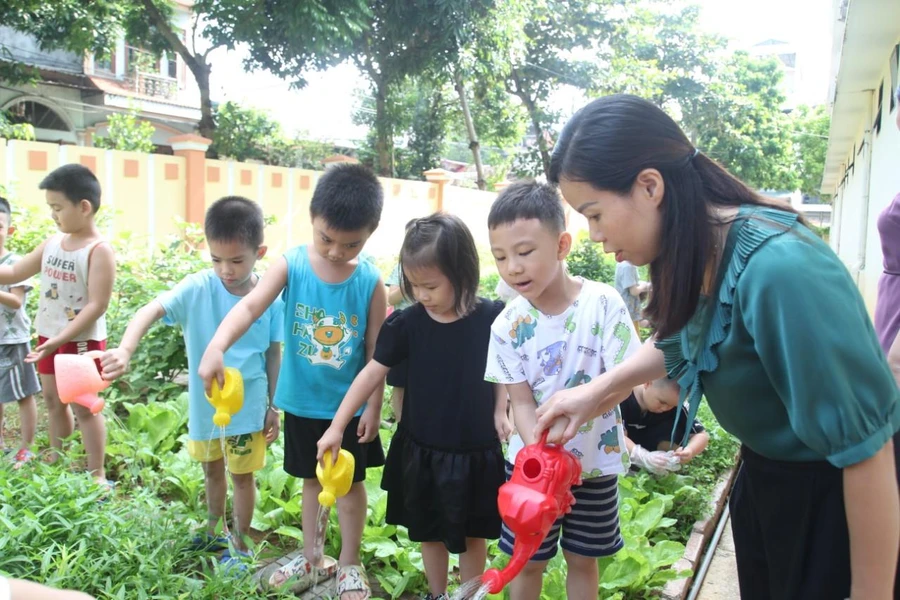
[157,269,285,441]
[275,245,379,419]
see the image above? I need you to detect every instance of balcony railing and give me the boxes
[131,71,178,101]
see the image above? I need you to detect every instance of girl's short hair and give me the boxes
[400,213,480,316]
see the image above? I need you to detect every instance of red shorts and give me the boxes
[36,336,106,375]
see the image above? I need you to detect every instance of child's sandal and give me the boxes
[336,564,371,599]
[267,553,337,592]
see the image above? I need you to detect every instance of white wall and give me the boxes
[830,56,900,312]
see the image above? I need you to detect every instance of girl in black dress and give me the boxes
[317,213,510,600]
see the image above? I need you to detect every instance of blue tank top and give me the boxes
[275,245,380,419]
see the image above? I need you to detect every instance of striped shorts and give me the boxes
[498,462,623,560]
[0,343,40,403]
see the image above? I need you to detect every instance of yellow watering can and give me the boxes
[316,449,355,507]
[207,367,244,427]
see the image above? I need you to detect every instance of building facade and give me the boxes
[822,0,900,312]
[0,1,201,149]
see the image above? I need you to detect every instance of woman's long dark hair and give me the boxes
[549,94,800,338]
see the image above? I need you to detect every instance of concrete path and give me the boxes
[696,516,740,600]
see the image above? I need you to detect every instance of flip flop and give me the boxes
[267,553,338,593]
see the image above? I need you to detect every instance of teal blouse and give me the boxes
[657,205,900,468]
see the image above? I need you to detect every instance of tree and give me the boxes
[684,52,798,191]
[212,101,332,169]
[596,3,724,107]
[211,102,281,162]
[94,109,156,152]
[501,0,627,178]
[348,0,498,177]
[791,104,831,200]
[127,0,371,140]
[0,1,126,61]
[0,112,34,141]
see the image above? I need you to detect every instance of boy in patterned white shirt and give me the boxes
[484,181,640,600]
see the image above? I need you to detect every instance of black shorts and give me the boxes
[283,413,385,482]
[386,359,408,388]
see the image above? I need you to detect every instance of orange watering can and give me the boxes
[482,432,582,594]
[55,351,109,414]
[316,449,355,507]
[207,367,244,427]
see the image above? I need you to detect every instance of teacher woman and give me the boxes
[534,94,899,600]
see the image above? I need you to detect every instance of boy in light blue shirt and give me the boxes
[100,196,284,567]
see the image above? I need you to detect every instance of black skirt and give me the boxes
[730,445,852,600]
[381,426,504,554]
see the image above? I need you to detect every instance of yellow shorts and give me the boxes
[187,431,266,474]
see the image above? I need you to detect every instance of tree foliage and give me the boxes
[212,101,331,169]
[790,104,831,199]
[94,109,156,153]
[686,52,798,191]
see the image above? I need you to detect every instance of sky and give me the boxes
[205,0,835,142]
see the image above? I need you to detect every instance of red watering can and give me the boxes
[482,432,582,594]
[55,351,109,414]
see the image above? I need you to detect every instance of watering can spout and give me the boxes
[206,367,244,427]
[54,351,109,414]
[485,433,582,594]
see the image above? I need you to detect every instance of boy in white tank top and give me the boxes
[0,164,115,485]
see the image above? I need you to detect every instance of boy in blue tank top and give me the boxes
[199,164,387,599]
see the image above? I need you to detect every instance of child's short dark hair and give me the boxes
[488,181,565,234]
[0,196,10,220]
[309,164,383,232]
[401,213,480,316]
[204,196,264,248]
[38,164,101,213]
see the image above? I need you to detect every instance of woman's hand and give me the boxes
[534,381,603,444]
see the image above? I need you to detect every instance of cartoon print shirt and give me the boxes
[37,234,107,341]
[484,279,641,478]
[157,269,285,441]
[0,253,34,344]
[274,245,380,419]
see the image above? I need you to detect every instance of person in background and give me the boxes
[385,219,416,422]
[620,373,709,475]
[614,260,650,332]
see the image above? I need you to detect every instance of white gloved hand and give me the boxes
[630,445,681,476]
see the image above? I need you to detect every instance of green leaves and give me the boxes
[566,234,617,285]
[94,109,156,153]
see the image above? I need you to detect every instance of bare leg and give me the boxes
[336,481,368,600]
[508,559,547,600]
[230,471,255,552]
[17,395,36,449]
[70,403,106,480]
[390,387,404,423]
[202,458,228,537]
[563,550,599,600]
[421,542,450,595]
[459,538,488,584]
[40,374,73,463]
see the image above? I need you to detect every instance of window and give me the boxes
[891,44,898,113]
[164,53,177,79]
[874,79,883,135]
[95,53,112,72]
[5,100,70,131]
